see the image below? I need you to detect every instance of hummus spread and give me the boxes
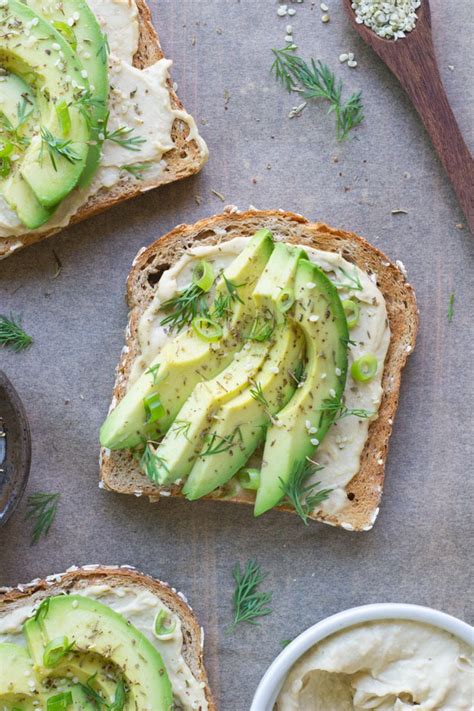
[276,620,473,710]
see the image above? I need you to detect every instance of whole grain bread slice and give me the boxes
[0,0,208,260]
[100,209,418,532]
[0,564,216,711]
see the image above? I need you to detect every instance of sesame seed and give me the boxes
[270,366,280,374]
[309,314,319,322]
[321,373,327,379]
[339,53,349,62]
[329,388,336,397]
[285,34,294,42]
[286,24,293,33]
[320,2,329,9]
[310,438,320,446]
[309,426,318,434]
[288,7,296,15]
[335,367,342,376]
[277,5,288,16]
[306,281,316,289]
[305,419,312,430]
[321,13,330,22]
[348,60,358,68]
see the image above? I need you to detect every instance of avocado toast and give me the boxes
[0,0,208,259]
[0,565,215,711]
[100,209,418,531]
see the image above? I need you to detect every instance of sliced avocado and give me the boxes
[25,0,109,187]
[148,241,307,485]
[254,258,349,516]
[0,643,37,704]
[183,323,304,499]
[0,0,91,210]
[100,230,275,450]
[23,594,173,710]
[3,175,53,229]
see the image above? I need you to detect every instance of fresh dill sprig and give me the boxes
[201,427,243,456]
[213,275,244,320]
[79,674,126,710]
[25,492,60,545]
[228,559,273,632]
[140,442,168,483]
[448,292,455,323]
[160,282,209,333]
[249,381,270,410]
[102,111,146,152]
[40,127,80,170]
[74,89,106,127]
[271,45,364,141]
[247,312,275,342]
[0,97,33,150]
[96,31,110,65]
[280,459,332,525]
[333,266,363,292]
[122,162,151,179]
[145,363,160,385]
[17,96,33,127]
[319,397,373,424]
[170,420,192,441]
[0,314,32,351]
[288,361,306,387]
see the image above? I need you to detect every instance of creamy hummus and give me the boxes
[276,620,473,710]
[0,581,208,711]
[129,235,391,523]
[0,0,208,240]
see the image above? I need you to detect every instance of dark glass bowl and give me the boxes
[0,370,31,527]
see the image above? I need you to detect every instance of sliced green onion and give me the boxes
[144,392,165,423]
[154,609,177,639]
[192,260,214,292]
[192,316,223,342]
[52,20,77,50]
[0,157,11,178]
[0,141,13,158]
[43,636,72,667]
[237,468,260,490]
[351,354,378,382]
[46,691,73,711]
[55,101,71,136]
[276,288,295,313]
[342,299,360,329]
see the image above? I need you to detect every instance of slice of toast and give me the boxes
[0,564,216,711]
[100,209,418,531]
[0,0,208,260]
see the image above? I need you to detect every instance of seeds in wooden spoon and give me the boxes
[351,0,421,40]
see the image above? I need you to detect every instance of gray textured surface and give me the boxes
[0,1,473,709]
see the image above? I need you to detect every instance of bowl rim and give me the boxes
[250,602,474,710]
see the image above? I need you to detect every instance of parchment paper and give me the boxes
[0,2,473,709]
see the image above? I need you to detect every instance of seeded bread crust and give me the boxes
[100,209,418,531]
[0,564,216,711]
[0,0,208,260]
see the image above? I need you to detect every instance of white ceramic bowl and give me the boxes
[251,603,474,711]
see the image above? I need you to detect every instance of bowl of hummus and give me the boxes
[250,603,473,710]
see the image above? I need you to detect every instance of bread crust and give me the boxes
[0,564,216,711]
[0,0,208,259]
[100,209,419,531]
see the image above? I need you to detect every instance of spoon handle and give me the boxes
[384,37,473,232]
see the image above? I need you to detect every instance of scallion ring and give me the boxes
[351,354,378,382]
[237,468,260,490]
[154,609,177,639]
[192,260,214,292]
[46,691,73,711]
[0,141,13,158]
[276,288,295,313]
[43,636,72,668]
[55,101,71,136]
[144,392,165,423]
[52,20,77,50]
[192,316,223,342]
[342,299,360,329]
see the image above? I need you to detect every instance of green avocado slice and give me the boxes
[23,594,173,711]
[183,323,305,500]
[24,0,109,187]
[254,258,349,517]
[0,0,91,210]
[0,643,38,706]
[145,241,308,485]
[100,229,275,450]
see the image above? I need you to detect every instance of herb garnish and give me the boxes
[0,314,32,351]
[122,162,151,179]
[0,97,34,151]
[280,460,332,525]
[26,492,60,545]
[247,312,275,342]
[80,674,126,710]
[249,381,270,410]
[40,127,80,170]
[448,292,455,323]
[140,442,168,483]
[319,397,373,424]
[271,45,364,141]
[201,427,243,456]
[102,111,146,152]
[160,282,209,333]
[170,420,192,441]
[228,559,273,631]
[213,275,244,320]
[145,363,160,385]
[288,361,306,387]
[333,266,363,292]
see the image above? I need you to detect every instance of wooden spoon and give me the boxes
[0,370,31,527]
[343,0,473,233]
